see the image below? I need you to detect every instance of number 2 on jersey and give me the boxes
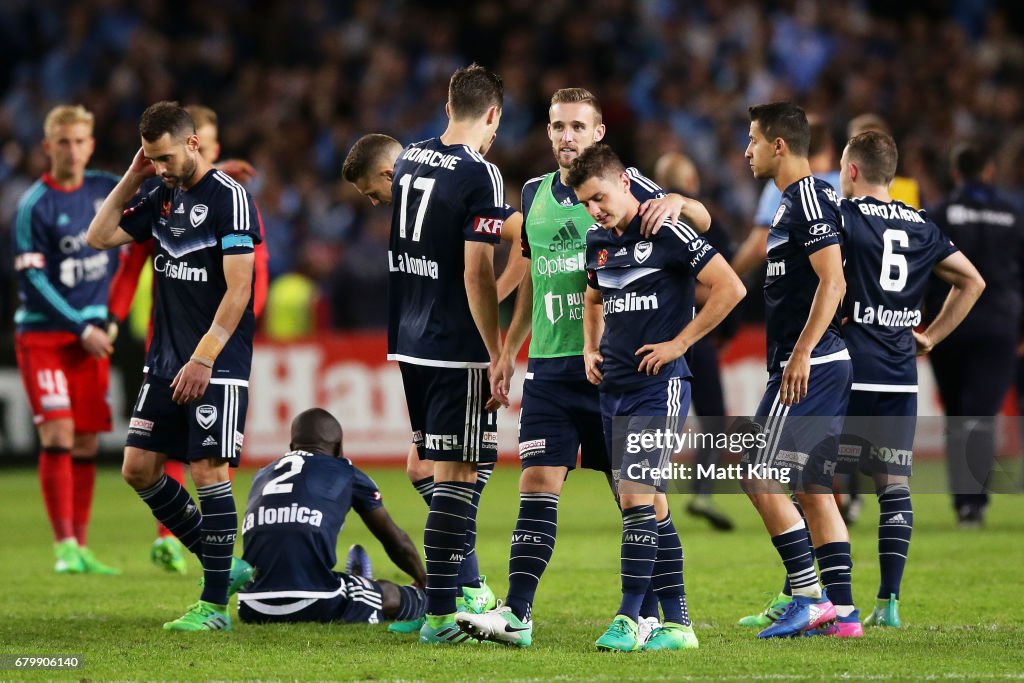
[397,175,435,242]
[262,454,305,495]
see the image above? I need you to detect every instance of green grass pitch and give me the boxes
[1,464,1021,681]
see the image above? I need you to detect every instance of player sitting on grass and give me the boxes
[237,408,427,626]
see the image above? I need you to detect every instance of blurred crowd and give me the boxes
[1,0,1022,334]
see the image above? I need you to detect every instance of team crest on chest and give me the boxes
[634,241,653,263]
[598,249,608,266]
[190,204,209,228]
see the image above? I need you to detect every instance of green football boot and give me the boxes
[162,601,231,631]
[151,537,187,574]
[418,614,476,645]
[595,615,640,652]
[54,539,84,574]
[642,622,700,651]
[78,546,121,575]
[864,594,902,628]
[738,592,792,628]
[460,575,497,614]
[388,616,426,634]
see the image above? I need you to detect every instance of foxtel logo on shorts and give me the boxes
[473,216,503,236]
[130,417,154,433]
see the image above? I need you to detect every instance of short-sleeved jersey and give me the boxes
[764,176,848,373]
[241,450,383,595]
[586,215,717,392]
[387,138,504,368]
[841,196,957,390]
[925,183,1024,335]
[120,169,261,382]
[519,168,665,382]
[755,171,840,227]
[14,171,119,336]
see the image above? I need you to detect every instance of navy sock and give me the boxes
[617,505,658,621]
[652,515,690,626]
[639,588,660,620]
[424,481,474,615]
[816,541,854,607]
[197,481,237,606]
[412,476,434,507]
[396,585,427,621]
[506,492,559,622]
[877,485,913,599]
[458,464,493,590]
[781,497,813,596]
[137,474,202,554]
[771,523,818,594]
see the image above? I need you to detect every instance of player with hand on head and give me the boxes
[87,101,262,632]
[14,104,120,575]
[237,408,427,626]
[107,104,268,576]
[456,89,711,648]
[739,102,855,639]
[385,65,507,645]
[575,144,744,652]
[342,132,528,631]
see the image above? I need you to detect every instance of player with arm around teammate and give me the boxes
[237,408,427,626]
[575,144,744,651]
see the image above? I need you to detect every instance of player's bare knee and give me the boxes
[37,418,74,450]
[378,580,401,618]
[189,457,231,487]
[519,466,565,494]
[122,448,161,489]
[405,447,433,482]
[71,432,99,458]
[433,460,476,483]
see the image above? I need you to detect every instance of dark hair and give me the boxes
[342,133,402,182]
[551,87,602,123]
[139,101,195,142]
[566,143,626,189]
[448,64,503,120]
[749,102,810,157]
[846,131,898,186]
[951,142,989,181]
[808,118,833,158]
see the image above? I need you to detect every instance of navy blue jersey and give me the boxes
[388,138,504,367]
[841,196,957,389]
[764,176,847,373]
[520,168,665,382]
[585,215,717,392]
[925,183,1024,335]
[120,169,261,382]
[14,171,119,336]
[241,451,383,595]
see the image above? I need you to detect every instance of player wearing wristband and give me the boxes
[87,101,261,632]
[13,104,120,575]
[106,104,267,575]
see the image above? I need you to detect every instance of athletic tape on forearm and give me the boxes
[190,324,230,367]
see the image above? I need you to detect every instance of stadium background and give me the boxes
[1,0,1022,464]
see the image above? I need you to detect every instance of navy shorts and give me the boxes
[518,377,609,473]
[125,375,247,466]
[742,359,851,491]
[238,573,384,624]
[839,390,916,477]
[399,362,497,464]
[600,376,691,491]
